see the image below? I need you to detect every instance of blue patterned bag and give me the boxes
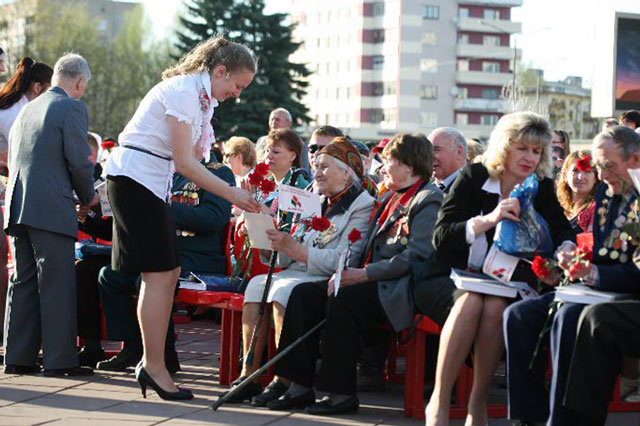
[494,174,553,256]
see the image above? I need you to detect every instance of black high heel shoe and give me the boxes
[135,364,194,401]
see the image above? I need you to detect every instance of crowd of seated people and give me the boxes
[2,51,640,426]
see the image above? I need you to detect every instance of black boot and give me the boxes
[96,342,142,371]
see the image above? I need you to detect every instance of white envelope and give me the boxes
[244,213,276,250]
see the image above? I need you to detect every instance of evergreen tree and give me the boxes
[176,0,310,141]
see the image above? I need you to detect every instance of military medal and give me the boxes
[400,237,408,245]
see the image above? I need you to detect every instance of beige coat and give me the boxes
[243,186,375,306]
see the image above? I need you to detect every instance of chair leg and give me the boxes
[404,330,426,419]
[219,308,232,385]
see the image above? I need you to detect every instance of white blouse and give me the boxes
[105,72,219,201]
[0,95,29,154]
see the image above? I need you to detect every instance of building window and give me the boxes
[373,82,384,96]
[457,33,469,44]
[372,29,385,43]
[483,35,500,46]
[459,8,469,18]
[458,87,468,99]
[423,5,439,20]
[481,114,499,126]
[482,61,500,73]
[336,87,341,98]
[384,81,396,95]
[422,32,437,45]
[482,88,499,99]
[383,108,397,122]
[421,112,438,127]
[484,9,500,20]
[346,87,351,98]
[372,2,385,16]
[420,58,438,73]
[456,113,468,125]
[421,85,438,99]
[373,55,385,70]
[371,109,384,123]
[458,60,470,72]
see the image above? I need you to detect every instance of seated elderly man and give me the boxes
[504,126,640,426]
[226,138,375,405]
[266,133,442,414]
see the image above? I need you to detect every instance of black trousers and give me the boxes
[97,266,176,356]
[76,256,110,340]
[274,281,388,395]
[564,301,640,426]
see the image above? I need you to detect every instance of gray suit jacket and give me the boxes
[4,86,94,238]
[360,181,443,331]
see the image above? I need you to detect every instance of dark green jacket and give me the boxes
[170,162,234,274]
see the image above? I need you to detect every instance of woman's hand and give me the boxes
[229,187,260,213]
[266,229,299,256]
[488,197,521,225]
[241,177,258,195]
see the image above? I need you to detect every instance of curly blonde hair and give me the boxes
[483,111,553,179]
[162,36,257,80]
[556,150,600,217]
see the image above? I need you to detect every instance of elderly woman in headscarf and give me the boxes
[225,137,376,405]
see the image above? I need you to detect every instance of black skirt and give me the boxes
[106,175,180,273]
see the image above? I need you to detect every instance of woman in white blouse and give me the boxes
[105,37,260,401]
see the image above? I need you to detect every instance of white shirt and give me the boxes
[105,72,219,201]
[0,95,29,154]
[465,177,501,270]
[435,166,465,192]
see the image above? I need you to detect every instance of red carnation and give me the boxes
[569,263,581,276]
[248,171,263,186]
[254,162,270,176]
[101,140,115,150]
[531,255,551,279]
[348,228,362,244]
[577,244,593,262]
[311,216,331,232]
[575,155,592,172]
[259,178,276,194]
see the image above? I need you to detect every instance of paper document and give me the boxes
[244,213,276,250]
[554,284,632,305]
[94,180,112,217]
[278,185,321,217]
[333,251,346,296]
[629,168,640,193]
[482,244,520,283]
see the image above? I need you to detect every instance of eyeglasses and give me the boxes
[308,144,321,154]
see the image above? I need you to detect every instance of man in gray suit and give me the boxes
[3,53,96,376]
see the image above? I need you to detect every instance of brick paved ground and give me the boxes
[0,320,637,426]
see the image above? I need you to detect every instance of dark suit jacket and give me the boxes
[433,163,575,273]
[359,180,443,331]
[4,86,94,238]
[170,162,234,274]
[591,185,640,294]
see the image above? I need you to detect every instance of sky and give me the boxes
[139,0,640,88]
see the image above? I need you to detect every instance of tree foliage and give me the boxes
[25,2,172,138]
[175,0,310,141]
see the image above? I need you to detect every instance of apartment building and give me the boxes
[288,0,522,141]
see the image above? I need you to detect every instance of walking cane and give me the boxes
[243,250,278,368]
[212,318,326,411]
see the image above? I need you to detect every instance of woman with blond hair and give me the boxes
[556,150,600,233]
[104,36,260,400]
[415,111,574,426]
[223,136,256,186]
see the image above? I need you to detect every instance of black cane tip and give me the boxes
[211,399,223,411]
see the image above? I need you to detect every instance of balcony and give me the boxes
[456,70,513,86]
[456,17,521,34]
[458,0,523,6]
[456,44,520,61]
[454,98,510,113]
